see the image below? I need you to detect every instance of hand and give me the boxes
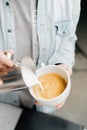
[35,64,72,109]
[0,50,14,85]
[55,63,72,108]
[58,63,73,76]
[35,101,65,109]
[56,102,65,108]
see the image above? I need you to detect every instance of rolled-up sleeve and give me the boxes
[48,0,81,69]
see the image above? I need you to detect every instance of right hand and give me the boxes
[0,50,14,85]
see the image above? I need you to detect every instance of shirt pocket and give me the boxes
[55,20,74,37]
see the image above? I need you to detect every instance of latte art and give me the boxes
[33,73,67,99]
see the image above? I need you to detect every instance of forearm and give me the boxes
[48,35,76,69]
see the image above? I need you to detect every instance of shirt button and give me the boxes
[8,29,12,33]
[6,2,9,6]
[63,30,66,34]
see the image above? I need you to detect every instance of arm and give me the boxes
[48,0,81,75]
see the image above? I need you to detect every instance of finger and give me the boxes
[4,49,14,56]
[0,72,7,76]
[0,51,13,67]
[4,50,14,60]
[64,67,73,76]
[59,64,68,69]
[62,65,72,75]
[67,69,73,76]
[59,64,73,76]
[35,101,41,105]
[0,79,3,85]
[0,64,16,76]
[0,66,13,72]
[56,102,65,109]
[0,64,10,72]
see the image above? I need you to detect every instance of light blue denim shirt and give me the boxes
[0,0,81,69]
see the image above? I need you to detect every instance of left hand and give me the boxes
[35,101,65,109]
[58,63,73,76]
[56,63,72,108]
[35,64,72,109]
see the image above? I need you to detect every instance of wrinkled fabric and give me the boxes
[0,0,81,68]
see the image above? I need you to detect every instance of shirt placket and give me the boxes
[4,0,16,58]
[37,0,47,66]
[32,0,39,64]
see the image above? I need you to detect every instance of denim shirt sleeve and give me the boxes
[48,0,81,69]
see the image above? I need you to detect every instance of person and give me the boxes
[0,0,81,112]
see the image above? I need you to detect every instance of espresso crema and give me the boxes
[33,73,67,99]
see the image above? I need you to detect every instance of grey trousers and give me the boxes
[0,89,35,108]
[0,89,57,113]
[0,102,22,130]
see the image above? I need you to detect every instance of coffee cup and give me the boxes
[29,64,71,106]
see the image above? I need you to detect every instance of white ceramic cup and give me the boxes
[29,64,71,106]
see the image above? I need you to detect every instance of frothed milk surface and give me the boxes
[33,73,67,99]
